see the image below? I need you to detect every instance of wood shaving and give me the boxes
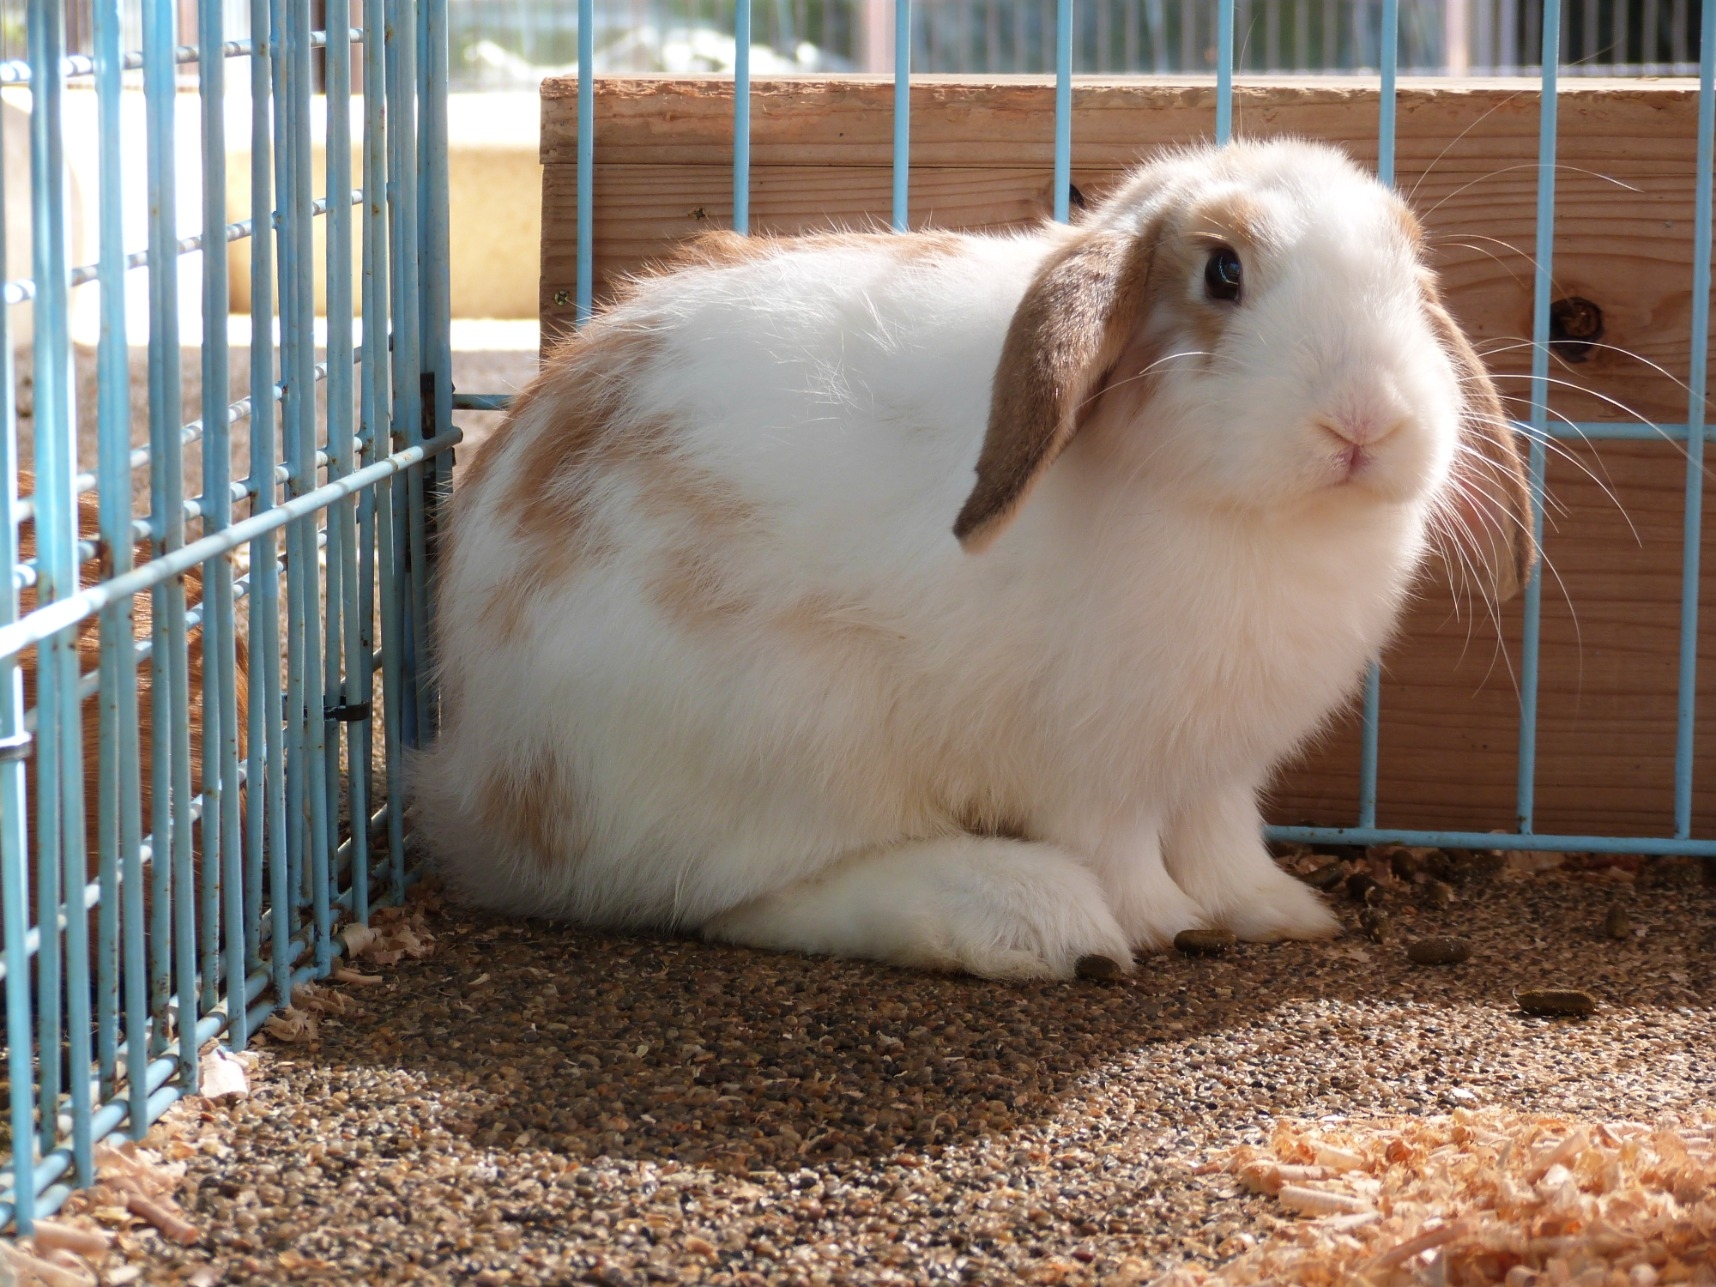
[328,966,385,986]
[122,1195,198,1247]
[90,1143,184,1201]
[290,983,358,1017]
[24,1219,111,1259]
[37,1142,204,1254]
[335,905,438,973]
[0,1242,97,1287]
[336,923,378,956]
[1166,1108,1716,1285]
[260,1006,318,1044]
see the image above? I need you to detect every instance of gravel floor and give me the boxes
[54,849,1716,1286]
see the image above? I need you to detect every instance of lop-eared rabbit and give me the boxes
[418,140,1533,980]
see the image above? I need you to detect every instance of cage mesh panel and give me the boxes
[0,0,452,1232]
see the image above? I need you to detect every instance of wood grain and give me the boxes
[539,77,1716,843]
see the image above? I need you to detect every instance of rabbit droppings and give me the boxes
[417,140,1533,980]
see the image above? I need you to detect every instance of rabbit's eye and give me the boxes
[1204,247,1243,302]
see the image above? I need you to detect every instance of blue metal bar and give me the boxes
[419,0,453,741]
[90,0,134,1117]
[200,0,245,1049]
[197,0,230,1030]
[385,0,428,756]
[28,0,79,1185]
[1672,0,1715,838]
[575,0,593,323]
[142,0,199,1096]
[0,24,32,1230]
[327,0,365,937]
[0,435,463,661]
[361,0,394,912]
[285,0,331,981]
[451,393,514,411]
[2,193,361,308]
[1540,421,1716,441]
[1267,824,1716,858]
[373,0,410,894]
[274,0,300,954]
[248,0,289,1012]
[0,28,360,87]
[1216,0,1234,143]
[1357,669,1381,829]
[1356,0,1401,834]
[892,0,909,230]
[7,339,356,540]
[1516,1,1561,834]
[1053,0,1072,223]
[1378,0,1399,183]
[736,0,753,232]
[325,0,354,965]
[108,0,151,1102]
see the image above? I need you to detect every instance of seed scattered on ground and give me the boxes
[1443,848,1505,885]
[1174,928,1237,956]
[1359,908,1391,944]
[1346,873,1382,904]
[1517,988,1597,1017]
[1419,879,1455,909]
[1075,953,1125,981]
[1603,905,1633,940]
[1385,848,1422,883]
[1406,936,1471,966]
[1302,860,1348,890]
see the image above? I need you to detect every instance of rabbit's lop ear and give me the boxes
[1421,281,1538,602]
[955,225,1161,552]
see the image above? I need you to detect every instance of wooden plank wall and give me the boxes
[538,75,1716,842]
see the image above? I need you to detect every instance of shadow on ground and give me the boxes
[110,861,1716,1286]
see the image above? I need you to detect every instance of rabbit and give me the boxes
[415,138,1534,980]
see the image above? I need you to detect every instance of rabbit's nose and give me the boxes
[1314,414,1410,482]
[1315,412,1411,449]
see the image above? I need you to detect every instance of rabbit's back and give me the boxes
[420,231,1062,924]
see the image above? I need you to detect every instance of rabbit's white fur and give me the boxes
[417,139,1530,979]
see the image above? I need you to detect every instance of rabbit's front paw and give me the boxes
[704,836,1134,981]
[1103,864,1214,954]
[1210,863,1341,942]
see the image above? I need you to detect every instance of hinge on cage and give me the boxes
[325,702,373,723]
[0,729,33,762]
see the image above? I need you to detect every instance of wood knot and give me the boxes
[1548,296,1604,363]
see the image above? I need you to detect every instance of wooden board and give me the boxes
[539,76,1716,843]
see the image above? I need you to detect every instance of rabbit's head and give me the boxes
[956,139,1535,601]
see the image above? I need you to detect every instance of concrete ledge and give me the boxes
[226,91,540,320]
[15,87,539,342]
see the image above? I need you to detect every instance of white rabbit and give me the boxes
[416,138,1533,980]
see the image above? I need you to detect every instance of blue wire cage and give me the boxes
[0,0,454,1231]
[2,0,1712,1235]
